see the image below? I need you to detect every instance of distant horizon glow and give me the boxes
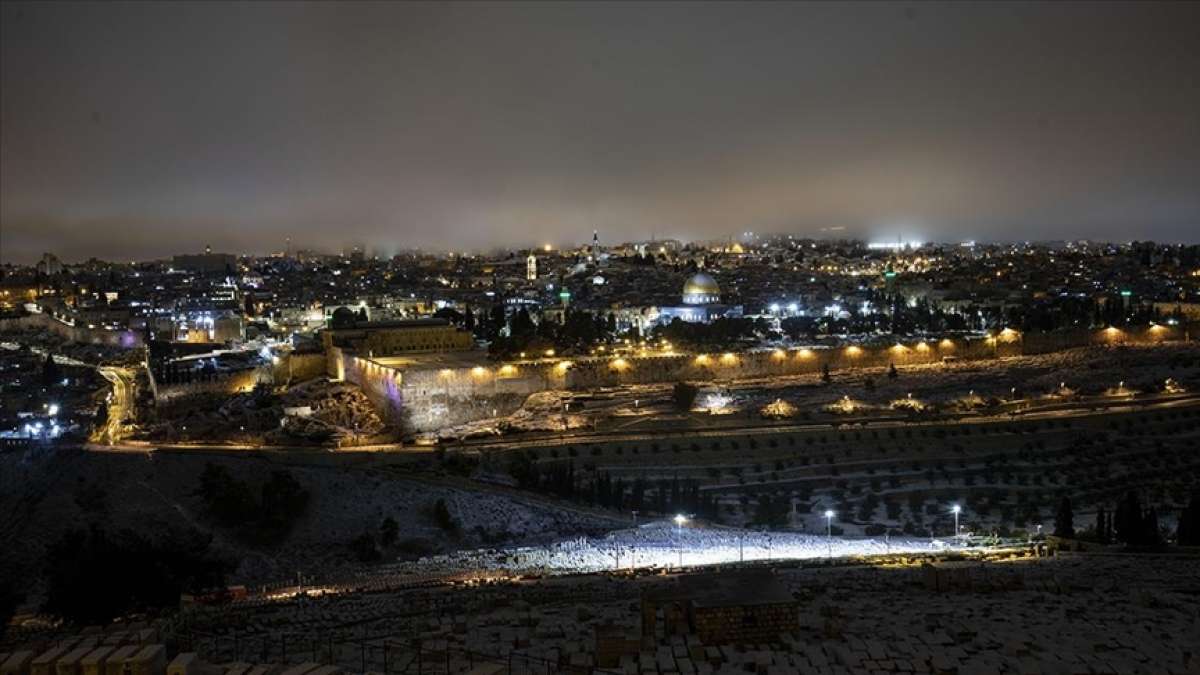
[2,1,1198,263]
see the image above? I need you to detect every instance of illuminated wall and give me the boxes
[339,326,1190,435]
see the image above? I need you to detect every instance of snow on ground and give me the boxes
[409,520,947,577]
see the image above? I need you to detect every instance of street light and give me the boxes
[824,509,835,558]
[951,504,961,542]
[674,514,688,568]
[674,513,687,533]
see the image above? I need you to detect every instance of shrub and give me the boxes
[672,382,699,411]
[432,498,459,533]
[380,516,399,546]
[350,532,381,562]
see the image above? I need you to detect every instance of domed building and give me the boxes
[682,273,721,305]
[657,271,743,324]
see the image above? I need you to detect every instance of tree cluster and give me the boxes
[751,493,792,528]
[655,317,768,350]
[196,463,310,543]
[509,455,720,522]
[348,516,404,563]
[43,525,229,625]
[488,307,616,357]
[1112,491,1163,547]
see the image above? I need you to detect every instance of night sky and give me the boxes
[2,1,1198,263]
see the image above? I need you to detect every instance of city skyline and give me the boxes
[3,2,1200,662]
[3,1,1200,264]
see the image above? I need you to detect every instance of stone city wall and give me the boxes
[332,347,405,427]
[337,326,1188,434]
[270,351,327,385]
[0,312,143,348]
[148,364,266,404]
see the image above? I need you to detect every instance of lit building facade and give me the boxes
[657,273,743,324]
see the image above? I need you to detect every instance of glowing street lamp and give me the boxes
[674,513,688,533]
[824,509,835,557]
[674,514,688,568]
[952,504,962,540]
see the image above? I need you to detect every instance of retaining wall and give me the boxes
[337,325,1187,434]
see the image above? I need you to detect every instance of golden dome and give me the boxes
[682,273,721,304]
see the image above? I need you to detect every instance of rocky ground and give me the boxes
[137,379,390,446]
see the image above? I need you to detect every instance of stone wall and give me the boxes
[0,312,143,348]
[270,351,326,385]
[337,326,1189,435]
[333,348,405,426]
[148,365,266,404]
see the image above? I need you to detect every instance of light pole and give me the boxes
[951,504,961,543]
[560,396,568,440]
[824,510,835,558]
[674,514,687,569]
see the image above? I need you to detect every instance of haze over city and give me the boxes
[3,1,1200,263]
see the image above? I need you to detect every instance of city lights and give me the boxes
[2,4,1194,670]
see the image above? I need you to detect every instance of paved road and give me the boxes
[93,366,136,444]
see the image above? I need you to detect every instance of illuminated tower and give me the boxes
[590,229,600,262]
[526,253,538,281]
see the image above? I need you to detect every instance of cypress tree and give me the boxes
[1054,496,1075,538]
[1178,494,1198,546]
[1114,491,1142,544]
[1144,507,1161,546]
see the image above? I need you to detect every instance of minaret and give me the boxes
[590,229,600,262]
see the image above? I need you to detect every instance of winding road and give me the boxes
[93,365,136,444]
